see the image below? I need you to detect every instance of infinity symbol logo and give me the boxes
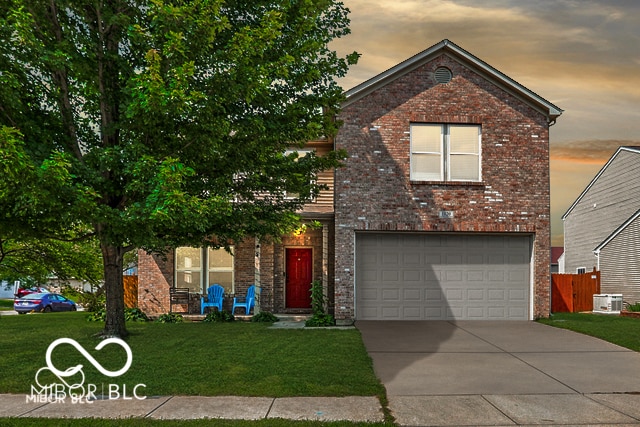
[45,338,133,378]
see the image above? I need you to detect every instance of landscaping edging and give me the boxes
[620,310,640,319]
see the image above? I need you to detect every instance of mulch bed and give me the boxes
[620,311,640,319]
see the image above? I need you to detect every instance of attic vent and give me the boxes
[434,67,452,84]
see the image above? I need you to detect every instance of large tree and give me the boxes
[0,0,357,337]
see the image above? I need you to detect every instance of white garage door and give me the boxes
[356,233,531,320]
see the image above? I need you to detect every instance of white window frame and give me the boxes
[175,246,235,294]
[576,267,587,274]
[410,124,482,182]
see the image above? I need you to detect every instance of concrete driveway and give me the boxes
[358,320,640,426]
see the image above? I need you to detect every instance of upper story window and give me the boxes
[410,124,481,182]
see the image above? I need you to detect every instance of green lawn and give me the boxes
[0,312,384,398]
[538,312,640,351]
[0,298,14,310]
[0,312,393,426]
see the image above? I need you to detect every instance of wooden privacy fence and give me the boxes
[124,275,138,308]
[551,268,600,313]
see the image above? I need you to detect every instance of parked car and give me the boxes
[15,286,49,298]
[14,293,77,314]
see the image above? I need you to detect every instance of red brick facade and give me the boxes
[138,40,559,322]
[333,50,555,322]
[138,222,333,317]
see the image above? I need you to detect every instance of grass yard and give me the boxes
[0,298,14,310]
[538,312,640,351]
[0,312,385,398]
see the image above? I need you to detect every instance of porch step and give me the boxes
[275,314,310,322]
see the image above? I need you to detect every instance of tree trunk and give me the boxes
[100,242,127,338]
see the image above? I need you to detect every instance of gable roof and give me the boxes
[562,146,640,220]
[343,39,563,122]
[594,209,640,253]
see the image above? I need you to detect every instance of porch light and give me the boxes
[293,224,307,236]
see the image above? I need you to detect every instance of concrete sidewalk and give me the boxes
[0,394,385,422]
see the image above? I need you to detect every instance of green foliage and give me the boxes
[79,292,106,313]
[305,313,336,327]
[86,309,106,322]
[87,307,147,322]
[251,311,279,323]
[203,310,235,323]
[306,280,335,327]
[125,307,150,322]
[626,303,640,312]
[0,0,356,337]
[156,313,184,323]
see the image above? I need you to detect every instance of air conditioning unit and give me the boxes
[593,294,623,314]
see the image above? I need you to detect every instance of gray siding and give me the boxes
[564,149,640,273]
[599,215,640,304]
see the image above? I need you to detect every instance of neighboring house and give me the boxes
[562,146,640,304]
[138,39,562,322]
[551,247,564,273]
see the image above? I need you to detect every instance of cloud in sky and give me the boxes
[333,0,640,245]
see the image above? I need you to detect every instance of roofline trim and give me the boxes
[594,208,640,253]
[562,146,640,220]
[343,39,563,120]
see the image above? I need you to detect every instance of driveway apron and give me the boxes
[358,320,640,426]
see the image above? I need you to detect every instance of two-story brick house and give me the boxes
[138,39,562,322]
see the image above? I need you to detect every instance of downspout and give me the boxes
[594,249,600,271]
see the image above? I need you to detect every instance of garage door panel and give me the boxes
[382,288,400,301]
[468,288,484,300]
[403,288,422,300]
[356,233,531,320]
[403,270,421,281]
[426,289,443,301]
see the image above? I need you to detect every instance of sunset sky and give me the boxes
[331,0,640,246]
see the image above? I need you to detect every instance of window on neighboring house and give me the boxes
[410,124,481,182]
[175,246,234,294]
[576,267,587,274]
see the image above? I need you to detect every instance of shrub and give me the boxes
[87,308,106,322]
[626,303,640,312]
[125,307,150,322]
[251,311,279,323]
[88,307,150,322]
[203,310,234,323]
[305,313,335,327]
[156,313,184,323]
[305,280,336,327]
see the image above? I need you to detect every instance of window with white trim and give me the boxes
[175,246,234,294]
[410,124,481,182]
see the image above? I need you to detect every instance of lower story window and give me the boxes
[175,246,234,294]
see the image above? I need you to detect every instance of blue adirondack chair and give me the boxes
[232,285,255,315]
[201,284,224,314]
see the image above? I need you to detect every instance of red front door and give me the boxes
[286,248,313,308]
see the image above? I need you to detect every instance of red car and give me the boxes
[15,287,49,298]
